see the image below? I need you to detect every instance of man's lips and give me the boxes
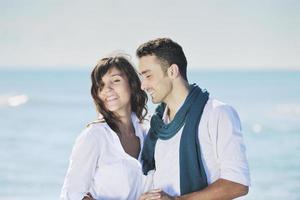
[148,90,155,96]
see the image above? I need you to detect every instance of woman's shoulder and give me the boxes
[86,118,106,129]
[76,119,108,143]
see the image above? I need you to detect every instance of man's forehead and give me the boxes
[138,54,158,63]
[138,55,160,73]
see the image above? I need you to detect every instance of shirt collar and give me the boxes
[162,106,170,124]
[162,101,185,124]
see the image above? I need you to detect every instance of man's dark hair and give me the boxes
[136,38,188,81]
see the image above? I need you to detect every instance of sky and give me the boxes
[0,0,299,70]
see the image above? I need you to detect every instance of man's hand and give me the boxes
[139,189,178,200]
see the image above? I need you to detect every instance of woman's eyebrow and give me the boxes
[110,73,123,77]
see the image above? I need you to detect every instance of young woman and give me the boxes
[60,55,149,200]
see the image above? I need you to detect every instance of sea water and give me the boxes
[0,69,299,200]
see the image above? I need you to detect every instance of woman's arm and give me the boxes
[60,128,100,200]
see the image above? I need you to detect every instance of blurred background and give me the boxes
[0,0,299,199]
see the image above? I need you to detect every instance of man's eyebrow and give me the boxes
[139,70,151,75]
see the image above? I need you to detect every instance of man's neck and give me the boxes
[165,81,189,121]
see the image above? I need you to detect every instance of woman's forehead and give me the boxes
[105,67,124,77]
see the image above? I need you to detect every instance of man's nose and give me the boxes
[140,79,148,91]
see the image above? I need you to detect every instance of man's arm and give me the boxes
[139,179,248,200]
[177,178,248,200]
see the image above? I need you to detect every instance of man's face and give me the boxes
[138,55,172,104]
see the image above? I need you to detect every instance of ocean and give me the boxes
[0,69,299,199]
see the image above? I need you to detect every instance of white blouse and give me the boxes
[60,113,150,200]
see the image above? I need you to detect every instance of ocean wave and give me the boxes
[252,123,263,133]
[0,94,29,107]
[275,103,300,117]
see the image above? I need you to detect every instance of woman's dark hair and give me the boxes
[136,38,188,81]
[91,55,148,134]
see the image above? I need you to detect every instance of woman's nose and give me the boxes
[102,83,113,93]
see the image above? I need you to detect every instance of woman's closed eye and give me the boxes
[113,79,121,83]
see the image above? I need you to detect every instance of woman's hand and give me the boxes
[139,189,177,200]
[82,192,95,200]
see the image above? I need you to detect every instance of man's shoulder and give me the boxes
[204,98,227,112]
[203,98,239,120]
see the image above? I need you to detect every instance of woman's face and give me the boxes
[98,67,131,115]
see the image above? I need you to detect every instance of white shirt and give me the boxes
[152,98,251,197]
[60,113,150,200]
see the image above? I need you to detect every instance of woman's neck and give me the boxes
[116,109,135,136]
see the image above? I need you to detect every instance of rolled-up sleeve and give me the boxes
[60,128,100,200]
[212,105,250,186]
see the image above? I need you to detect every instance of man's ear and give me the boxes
[167,64,180,79]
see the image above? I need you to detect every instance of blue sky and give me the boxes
[0,0,299,70]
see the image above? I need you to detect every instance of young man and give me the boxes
[137,38,250,200]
